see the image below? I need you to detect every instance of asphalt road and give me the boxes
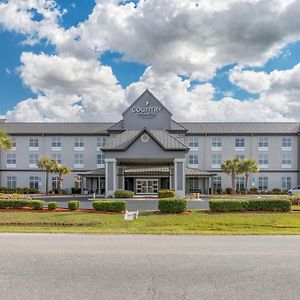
[1,234,300,300]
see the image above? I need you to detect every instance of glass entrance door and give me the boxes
[136,179,158,194]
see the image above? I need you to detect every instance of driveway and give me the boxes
[0,234,300,300]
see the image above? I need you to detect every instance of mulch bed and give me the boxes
[154,210,191,215]
[0,208,123,214]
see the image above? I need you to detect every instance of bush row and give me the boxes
[93,200,126,212]
[209,199,291,212]
[0,187,39,194]
[158,189,176,198]
[158,198,187,213]
[114,190,134,198]
[0,193,32,200]
[0,199,44,210]
[222,187,288,195]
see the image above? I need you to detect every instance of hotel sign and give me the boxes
[131,101,163,119]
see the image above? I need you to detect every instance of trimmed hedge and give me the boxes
[71,187,81,194]
[158,198,187,213]
[48,202,59,210]
[0,193,32,200]
[158,189,176,198]
[114,189,134,198]
[68,200,80,210]
[209,198,291,212]
[0,187,39,194]
[0,199,44,209]
[93,200,126,212]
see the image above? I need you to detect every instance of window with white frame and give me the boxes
[52,153,62,164]
[282,176,292,190]
[74,154,84,168]
[6,153,16,167]
[235,137,245,149]
[211,153,221,168]
[188,136,199,149]
[11,137,16,150]
[52,176,59,190]
[281,153,292,168]
[258,176,268,191]
[29,137,39,150]
[235,154,245,161]
[52,137,62,150]
[74,137,84,150]
[29,176,40,190]
[211,137,221,150]
[29,153,38,167]
[282,137,292,149]
[258,137,268,149]
[97,154,105,166]
[188,154,198,166]
[236,176,245,191]
[212,176,222,192]
[97,136,107,149]
[258,153,268,168]
[7,176,17,189]
[189,177,199,191]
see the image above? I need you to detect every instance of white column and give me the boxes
[105,158,117,197]
[174,159,186,196]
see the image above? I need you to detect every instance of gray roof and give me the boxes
[0,122,114,135]
[180,122,300,135]
[185,167,216,177]
[102,129,188,151]
[77,168,105,176]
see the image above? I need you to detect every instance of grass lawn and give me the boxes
[1,210,300,234]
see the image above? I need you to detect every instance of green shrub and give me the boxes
[158,198,186,213]
[249,187,259,194]
[209,198,291,212]
[28,200,45,210]
[271,188,284,195]
[225,187,233,194]
[114,189,134,198]
[158,189,175,198]
[0,199,31,209]
[209,199,248,212]
[68,200,80,210]
[93,200,126,212]
[48,202,59,210]
[71,187,81,194]
[0,193,32,200]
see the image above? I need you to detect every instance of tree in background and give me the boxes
[37,157,58,194]
[54,164,72,194]
[239,159,259,194]
[221,158,242,194]
[0,130,12,150]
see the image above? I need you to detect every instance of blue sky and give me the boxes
[1,0,300,122]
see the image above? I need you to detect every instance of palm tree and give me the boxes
[37,157,58,194]
[0,130,12,150]
[221,158,242,194]
[239,159,259,194]
[54,164,71,194]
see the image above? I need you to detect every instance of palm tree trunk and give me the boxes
[231,172,236,194]
[45,171,49,194]
[245,174,249,194]
[58,174,62,195]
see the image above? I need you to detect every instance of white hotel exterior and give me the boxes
[0,89,299,196]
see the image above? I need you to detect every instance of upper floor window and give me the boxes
[188,137,199,149]
[282,137,292,150]
[211,137,221,149]
[11,137,16,150]
[259,153,268,168]
[74,153,84,168]
[235,154,245,161]
[74,137,84,150]
[52,153,62,164]
[235,137,245,149]
[29,153,39,168]
[211,153,221,168]
[52,137,62,150]
[29,137,39,150]
[97,154,105,166]
[188,154,198,166]
[6,153,16,167]
[7,176,17,189]
[258,137,268,149]
[97,137,107,149]
[281,153,292,168]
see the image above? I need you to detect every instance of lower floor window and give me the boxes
[29,176,40,190]
[189,177,199,191]
[236,176,245,191]
[282,176,291,190]
[52,176,59,190]
[212,176,222,191]
[258,176,268,191]
[7,176,17,189]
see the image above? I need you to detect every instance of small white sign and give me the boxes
[124,211,139,221]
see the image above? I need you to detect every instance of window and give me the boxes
[211,153,221,168]
[282,153,292,168]
[235,137,245,149]
[11,137,16,150]
[7,176,17,189]
[6,153,16,167]
[236,176,245,191]
[97,154,105,166]
[212,176,222,192]
[29,137,39,150]
[258,176,268,191]
[74,137,84,150]
[258,153,268,168]
[52,153,62,164]
[52,137,62,150]
[211,137,221,150]
[97,137,107,149]
[29,176,40,190]
[282,176,292,190]
[189,154,198,166]
[258,137,268,149]
[189,177,199,191]
[52,176,59,190]
[235,154,245,161]
[29,153,38,167]
[188,137,199,149]
[74,154,84,168]
[282,137,292,149]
